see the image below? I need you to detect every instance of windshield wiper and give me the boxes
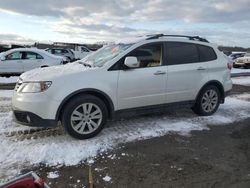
[78,61,93,67]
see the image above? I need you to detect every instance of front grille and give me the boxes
[15,79,23,91]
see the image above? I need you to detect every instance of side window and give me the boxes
[6,52,22,60]
[166,42,199,65]
[197,45,217,62]
[81,47,89,52]
[61,49,68,53]
[127,43,162,68]
[46,49,52,53]
[24,52,43,60]
[54,49,62,54]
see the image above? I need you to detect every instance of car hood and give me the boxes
[20,62,96,81]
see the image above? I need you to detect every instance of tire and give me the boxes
[61,95,108,139]
[192,85,221,116]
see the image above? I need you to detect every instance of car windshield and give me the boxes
[245,53,250,57]
[78,43,132,67]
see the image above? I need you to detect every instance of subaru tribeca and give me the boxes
[12,34,233,139]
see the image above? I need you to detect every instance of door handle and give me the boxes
[154,70,166,75]
[197,67,206,71]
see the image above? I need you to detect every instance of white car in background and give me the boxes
[73,46,92,60]
[234,53,250,68]
[0,48,65,75]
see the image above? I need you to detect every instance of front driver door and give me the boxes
[117,42,167,110]
[0,51,23,73]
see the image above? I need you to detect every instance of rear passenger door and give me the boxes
[165,42,209,103]
[22,51,44,71]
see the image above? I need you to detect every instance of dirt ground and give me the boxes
[21,84,250,188]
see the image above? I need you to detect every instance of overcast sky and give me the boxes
[0,0,249,47]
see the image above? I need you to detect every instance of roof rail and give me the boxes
[146,34,209,43]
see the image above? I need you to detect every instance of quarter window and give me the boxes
[197,45,217,62]
[166,42,199,65]
[24,52,43,60]
[6,52,22,60]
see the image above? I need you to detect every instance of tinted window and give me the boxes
[61,49,68,53]
[198,45,217,62]
[24,52,43,60]
[166,42,199,65]
[81,47,89,52]
[6,52,22,60]
[54,49,62,54]
[127,43,162,68]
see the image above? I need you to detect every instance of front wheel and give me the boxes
[62,95,108,139]
[192,85,221,116]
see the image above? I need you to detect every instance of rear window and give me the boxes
[197,45,217,62]
[166,42,199,65]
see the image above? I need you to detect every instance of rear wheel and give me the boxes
[62,95,108,139]
[192,85,221,116]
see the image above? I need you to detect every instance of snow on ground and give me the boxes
[0,90,13,98]
[232,76,250,86]
[0,90,250,180]
[0,76,19,83]
[102,175,112,182]
[231,68,250,74]
[47,171,59,179]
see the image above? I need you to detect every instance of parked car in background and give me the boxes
[234,52,250,68]
[45,48,75,62]
[12,34,232,139]
[228,52,246,61]
[0,48,65,75]
[73,46,92,60]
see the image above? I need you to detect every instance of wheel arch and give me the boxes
[56,89,114,121]
[40,65,49,68]
[196,80,225,103]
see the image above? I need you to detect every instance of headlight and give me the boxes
[18,81,52,93]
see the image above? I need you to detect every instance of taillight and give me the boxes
[227,62,232,70]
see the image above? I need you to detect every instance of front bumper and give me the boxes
[12,90,61,122]
[13,110,57,127]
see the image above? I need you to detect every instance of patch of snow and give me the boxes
[1,91,250,179]
[232,76,250,86]
[20,62,95,81]
[77,179,81,183]
[102,175,112,182]
[94,167,107,172]
[0,90,13,98]
[231,68,250,74]
[0,76,19,84]
[87,159,95,165]
[47,171,59,179]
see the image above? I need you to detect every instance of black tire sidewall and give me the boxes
[195,85,221,116]
[62,95,108,139]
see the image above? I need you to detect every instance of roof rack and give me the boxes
[146,34,209,43]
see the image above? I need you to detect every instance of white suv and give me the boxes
[12,34,233,139]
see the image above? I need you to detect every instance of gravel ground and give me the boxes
[17,84,250,188]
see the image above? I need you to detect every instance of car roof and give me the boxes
[115,34,217,48]
[4,48,64,59]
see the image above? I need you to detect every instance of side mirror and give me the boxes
[124,56,139,68]
[0,56,6,61]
